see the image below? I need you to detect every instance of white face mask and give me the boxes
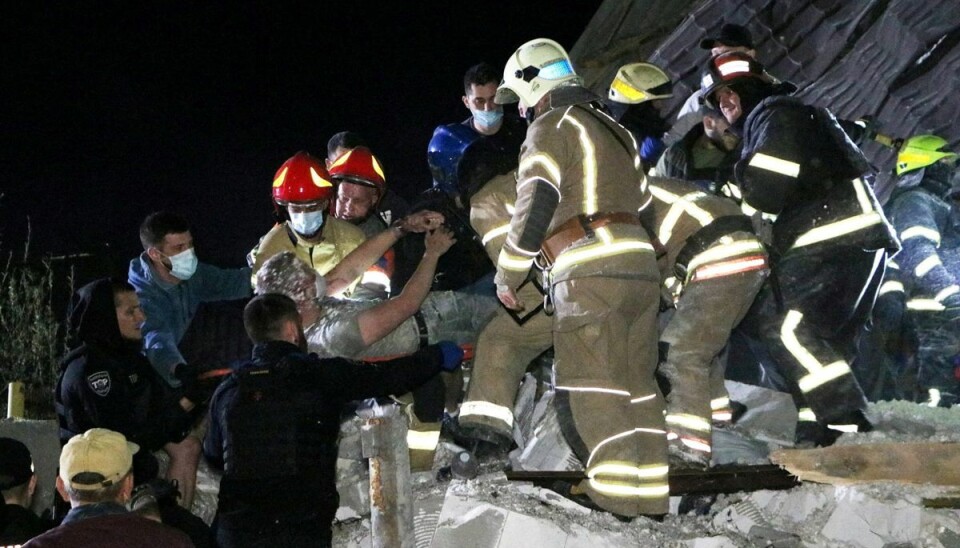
[289,210,324,236]
[472,108,503,128]
[164,248,198,280]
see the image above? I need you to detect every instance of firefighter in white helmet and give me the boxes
[606,62,674,172]
[494,38,667,518]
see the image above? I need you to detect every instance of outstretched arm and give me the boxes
[355,227,455,346]
[326,210,444,295]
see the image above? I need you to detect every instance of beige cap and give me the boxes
[59,428,139,491]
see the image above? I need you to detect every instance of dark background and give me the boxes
[1,2,602,275]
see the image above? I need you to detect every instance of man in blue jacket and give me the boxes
[128,211,252,405]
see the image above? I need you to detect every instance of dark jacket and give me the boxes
[656,123,737,194]
[56,279,191,450]
[204,340,444,531]
[736,95,897,256]
[394,116,525,293]
[885,166,960,317]
[0,503,53,546]
[23,504,192,548]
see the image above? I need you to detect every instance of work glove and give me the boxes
[436,341,465,372]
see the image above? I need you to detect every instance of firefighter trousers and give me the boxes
[460,281,554,441]
[659,267,768,447]
[743,246,885,426]
[552,276,668,517]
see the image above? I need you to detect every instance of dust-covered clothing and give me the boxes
[304,292,497,360]
[647,176,768,460]
[884,167,960,402]
[460,172,553,441]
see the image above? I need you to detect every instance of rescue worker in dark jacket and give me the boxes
[494,38,667,518]
[883,135,960,406]
[701,52,899,446]
[56,278,199,505]
[204,293,463,548]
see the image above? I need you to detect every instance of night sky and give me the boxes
[1,2,602,273]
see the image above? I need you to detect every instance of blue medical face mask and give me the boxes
[164,248,198,280]
[289,210,324,236]
[473,108,504,128]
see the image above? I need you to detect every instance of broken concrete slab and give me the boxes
[820,488,925,548]
[680,537,740,548]
[725,381,797,446]
[510,390,582,472]
[428,481,632,547]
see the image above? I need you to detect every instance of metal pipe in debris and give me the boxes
[361,404,414,548]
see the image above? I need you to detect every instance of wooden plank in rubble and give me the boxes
[770,442,960,486]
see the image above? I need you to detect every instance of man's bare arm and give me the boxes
[325,210,444,295]
[355,227,455,346]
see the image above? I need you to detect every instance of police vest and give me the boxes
[223,360,336,481]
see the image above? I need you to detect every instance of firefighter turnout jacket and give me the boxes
[495,84,667,517]
[735,95,898,435]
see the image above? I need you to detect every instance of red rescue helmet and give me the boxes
[327,146,386,195]
[272,151,334,205]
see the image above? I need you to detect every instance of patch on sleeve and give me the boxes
[87,371,111,397]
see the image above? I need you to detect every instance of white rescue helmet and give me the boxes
[608,62,674,104]
[495,38,581,107]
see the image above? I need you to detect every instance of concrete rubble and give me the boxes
[5,383,960,547]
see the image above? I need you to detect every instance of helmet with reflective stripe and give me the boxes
[495,38,581,106]
[327,146,386,194]
[896,134,957,175]
[427,124,481,195]
[700,51,768,109]
[272,151,334,205]
[608,62,673,104]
